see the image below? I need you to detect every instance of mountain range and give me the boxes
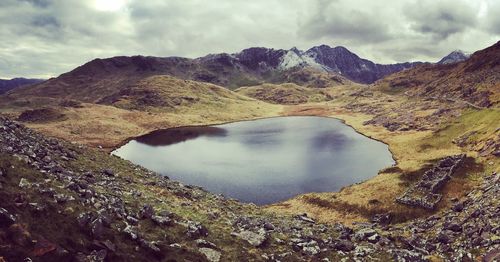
[0,78,43,94]
[377,41,500,108]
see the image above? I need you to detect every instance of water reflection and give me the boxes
[136,126,227,146]
[113,116,394,205]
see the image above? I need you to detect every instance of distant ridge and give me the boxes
[0,78,44,94]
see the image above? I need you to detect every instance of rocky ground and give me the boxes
[0,114,499,261]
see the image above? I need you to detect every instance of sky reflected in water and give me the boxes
[113,116,394,205]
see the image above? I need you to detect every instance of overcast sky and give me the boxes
[1,0,499,79]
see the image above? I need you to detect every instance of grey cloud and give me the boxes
[404,0,478,40]
[0,0,498,78]
[299,0,392,43]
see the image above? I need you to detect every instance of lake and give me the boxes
[112,116,394,205]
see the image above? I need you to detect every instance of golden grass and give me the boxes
[24,100,282,150]
[3,77,497,226]
[266,90,498,224]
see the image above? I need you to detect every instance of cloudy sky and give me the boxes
[1,0,499,79]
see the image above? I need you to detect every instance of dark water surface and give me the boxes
[113,116,394,205]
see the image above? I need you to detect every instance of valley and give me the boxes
[0,41,498,261]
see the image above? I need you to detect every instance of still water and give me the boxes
[113,116,394,205]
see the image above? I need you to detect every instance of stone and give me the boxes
[126,216,139,225]
[396,154,465,209]
[237,230,267,247]
[333,239,355,252]
[18,178,31,188]
[199,248,221,262]
[139,239,161,254]
[102,169,114,176]
[0,208,16,227]
[354,228,377,241]
[75,250,107,262]
[151,215,173,226]
[367,233,380,243]
[263,222,275,231]
[444,222,462,232]
[452,202,464,212]
[296,213,315,224]
[195,239,217,249]
[371,213,392,225]
[302,245,320,256]
[436,231,452,244]
[187,222,208,239]
[123,225,139,240]
[77,212,93,228]
[139,204,154,219]
[391,249,426,262]
[90,218,104,239]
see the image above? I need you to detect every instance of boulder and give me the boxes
[199,248,221,262]
[354,228,377,241]
[0,208,16,227]
[237,229,267,247]
[139,204,154,219]
[333,239,355,252]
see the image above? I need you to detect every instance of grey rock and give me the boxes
[139,204,154,219]
[296,213,315,224]
[452,202,464,212]
[0,207,16,227]
[333,239,355,252]
[354,228,377,241]
[195,239,217,249]
[199,248,221,262]
[123,225,139,240]
[151,215,173,226]
[102,169,114,176]
[237,229,267,247]
[187,222,208,239]
[18,178,31,188]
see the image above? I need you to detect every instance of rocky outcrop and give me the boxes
[397,155,466,209]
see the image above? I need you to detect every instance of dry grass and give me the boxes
[267,88,497,224]
[235,83,333,104]
[23,100,282,150]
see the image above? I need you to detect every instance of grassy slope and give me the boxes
[235,83,334,104]
[266,85,499,224]
[0,61,498,228]
[0,75,283,150]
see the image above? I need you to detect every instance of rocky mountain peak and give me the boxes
[437,50,470,64]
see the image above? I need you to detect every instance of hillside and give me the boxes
[0,78,44,94]
[376,41,500,108]
[1,116,499,261]
[0,75,282,149]
[235,83,334,105]
[0,41,499,261]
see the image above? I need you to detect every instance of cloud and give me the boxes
[298,0,393,43]
[0,0,498,78]
[404,0,478,40]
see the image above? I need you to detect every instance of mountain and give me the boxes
[0,78,44,94]
[3,45,424,102]
[376,41,500,108]
[437,50,470,64]
[295,45,422,84]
